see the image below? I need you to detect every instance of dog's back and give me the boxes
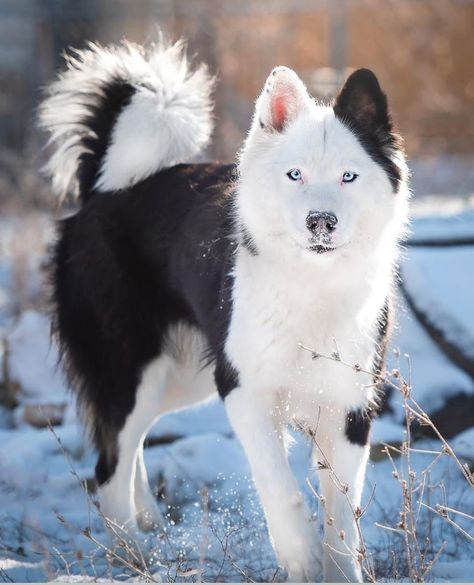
[53,162,232,456]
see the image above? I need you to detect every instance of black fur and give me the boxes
[345,407,376,446]
[51,163,241,472]
[333,68,403,193]
[373,298,391,381]
[95,443,118,485]
[214,358,240,399]
[77,79,136,202]
[373,298,394,415]
[241,225,259,256]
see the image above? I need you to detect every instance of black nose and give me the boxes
[306,211,338,235]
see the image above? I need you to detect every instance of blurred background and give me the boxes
[1,0,474,209]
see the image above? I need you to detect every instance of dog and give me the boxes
[40,39,409,582]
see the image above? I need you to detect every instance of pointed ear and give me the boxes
[334,68,392,137]
[256,66,310,133]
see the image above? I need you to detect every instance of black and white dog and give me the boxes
[40,39,409,582]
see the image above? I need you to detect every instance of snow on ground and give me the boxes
[0,205,473,582]
[402,246,474,359]
[385,292,473,420]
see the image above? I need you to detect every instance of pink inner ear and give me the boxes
[272,93,289,132]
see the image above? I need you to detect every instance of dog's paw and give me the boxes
[323,553,362,583]
[285,550,323,582]
[279,538,323,583]
[134,478,165,533]
[105,522,155,567]
[136,503,164,532]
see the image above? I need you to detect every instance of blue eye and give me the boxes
[287,168,302,181]
[342,171,358,183]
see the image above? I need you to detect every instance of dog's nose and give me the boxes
[306,211,338,235]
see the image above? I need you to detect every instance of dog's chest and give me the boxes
[225,252,377,411]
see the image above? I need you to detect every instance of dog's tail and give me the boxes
[39,38,214,204]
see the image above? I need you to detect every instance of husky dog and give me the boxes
[40,39,409,582]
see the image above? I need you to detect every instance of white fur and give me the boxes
[313,424,369,582]
[222,67,410,581]
[98,355,169,542]
[39,39,214,200]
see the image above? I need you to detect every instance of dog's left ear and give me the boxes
[334,69,393,137]
[255,66,311,133]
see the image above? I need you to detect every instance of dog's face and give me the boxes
[238,67,408,261]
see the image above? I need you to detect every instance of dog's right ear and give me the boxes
[254,66,311,133]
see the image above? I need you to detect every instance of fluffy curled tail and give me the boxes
[39,38,214,203]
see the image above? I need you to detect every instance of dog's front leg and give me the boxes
[225,387,321,582]
[314,412,370,582]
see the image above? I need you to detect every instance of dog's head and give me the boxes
[237,67,409,262]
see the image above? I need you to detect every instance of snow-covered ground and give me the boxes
[0,201,473,582]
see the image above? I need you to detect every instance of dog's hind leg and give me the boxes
[98,325,216,545]
[97,356,171,544]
